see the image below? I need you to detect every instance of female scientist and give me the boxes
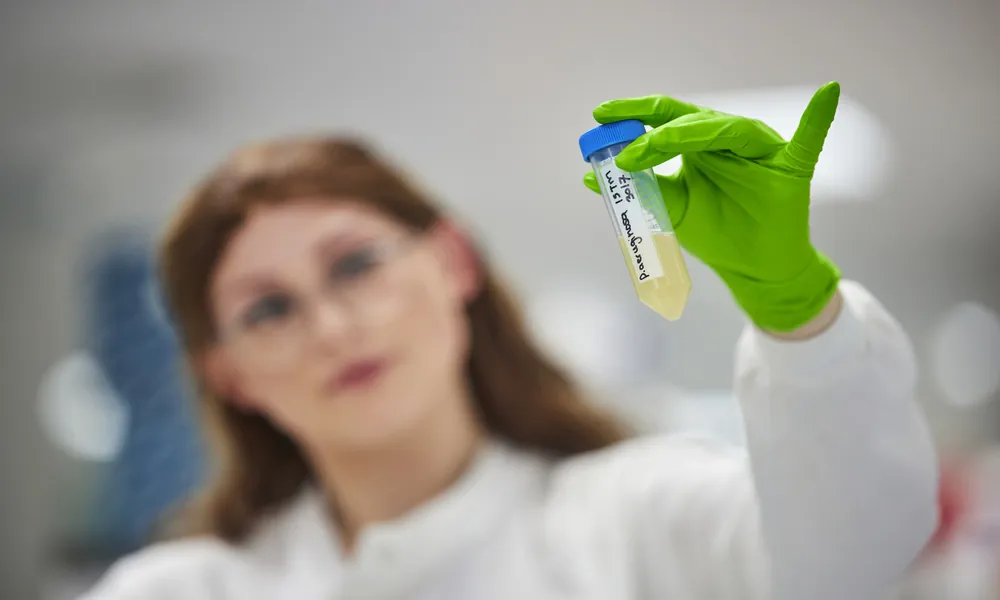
[83,82,938,600]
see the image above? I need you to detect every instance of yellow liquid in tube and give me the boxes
[618,232,691,320]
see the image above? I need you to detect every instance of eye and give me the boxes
[241,294,294,327]
[329,247,382,282]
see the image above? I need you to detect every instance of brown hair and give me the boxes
[160,137,629,543]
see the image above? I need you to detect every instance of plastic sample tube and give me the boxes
[579,119,691,320]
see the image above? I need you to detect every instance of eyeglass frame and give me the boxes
[211,228,427,370]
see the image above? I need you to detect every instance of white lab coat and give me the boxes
[80,281,938,600]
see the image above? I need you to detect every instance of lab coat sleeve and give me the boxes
[738,280,938,598]
[635,280,938,599]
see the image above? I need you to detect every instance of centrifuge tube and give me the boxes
[579,119,691,320]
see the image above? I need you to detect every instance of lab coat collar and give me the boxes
[275,437,549,595]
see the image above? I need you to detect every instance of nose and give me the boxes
[309,296,355,348]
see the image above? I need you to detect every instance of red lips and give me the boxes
[333,358,387,390]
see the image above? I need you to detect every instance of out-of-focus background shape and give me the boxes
[1,0,998,598]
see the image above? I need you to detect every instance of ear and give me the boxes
[200,347,257,411]
[429,219,483,303]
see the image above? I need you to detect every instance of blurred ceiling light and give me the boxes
[652,85,893,203]
[931,302,1000,408]
[37,352,129,461]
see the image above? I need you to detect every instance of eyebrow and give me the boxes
[216,225,391,304]
[314,230,378,257]
[217,275,283,306]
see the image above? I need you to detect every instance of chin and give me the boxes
[325,419,424,452]
[319,392,428,451]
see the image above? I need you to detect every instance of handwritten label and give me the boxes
[600,160,663,281]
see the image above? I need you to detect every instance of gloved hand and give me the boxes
[583,82,842,332]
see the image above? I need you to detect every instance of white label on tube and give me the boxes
[599,160,663,281]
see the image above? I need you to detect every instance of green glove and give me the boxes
[583,82,842,332]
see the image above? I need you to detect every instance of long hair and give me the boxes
[160,137,630,543]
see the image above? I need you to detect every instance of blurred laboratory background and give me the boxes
[1,0,998,598]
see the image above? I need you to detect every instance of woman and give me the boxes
[82,83,937,600]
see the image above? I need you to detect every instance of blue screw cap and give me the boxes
[579,119,646,162]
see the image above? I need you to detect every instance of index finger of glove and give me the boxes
[593,95,701,128]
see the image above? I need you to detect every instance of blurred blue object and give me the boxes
[83,229,205,555]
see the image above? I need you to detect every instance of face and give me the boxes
[206,200,479,452]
